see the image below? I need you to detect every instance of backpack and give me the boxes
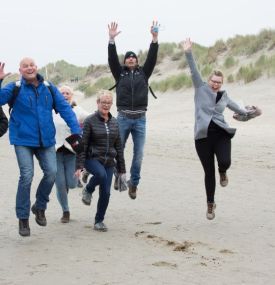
[8,80,57,114]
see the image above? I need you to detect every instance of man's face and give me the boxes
[124,56,138,70]
[19,58,38,82]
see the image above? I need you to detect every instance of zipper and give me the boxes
[104,122,110,164]
[131,70,134,110]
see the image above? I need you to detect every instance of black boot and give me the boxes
[19,219,30,237]
[31,205,47,226]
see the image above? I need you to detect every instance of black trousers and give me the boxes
[195,131,231,203]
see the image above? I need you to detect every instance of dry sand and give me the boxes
[0,79,274,285]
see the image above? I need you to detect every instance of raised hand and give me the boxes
[181,38,192,52]
[151,20,159,42]
[0,62,11,80]
[108,22,121,41]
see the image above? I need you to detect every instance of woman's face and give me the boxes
[97,95,113,117]
[60,87,73,103]
[208,75,223,92]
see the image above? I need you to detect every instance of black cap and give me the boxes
[124,51,138,63]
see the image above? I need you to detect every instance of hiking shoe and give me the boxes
[128,180,137,199]
[19,219,30,237]
[114,176,119,190]
[60,211,70,223]
[77,179,83,188]
[82,170,89,184]
[219,172,228,187]
[94,222,108,232]
[82,187,92,206]
[206,203,216,220]
[31,204,47,226]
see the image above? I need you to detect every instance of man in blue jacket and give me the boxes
[0,59,81,237]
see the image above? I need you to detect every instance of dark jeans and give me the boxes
[195,131,231,203]
[85,159,114,224]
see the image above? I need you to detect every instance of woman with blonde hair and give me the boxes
[75,90,126,232]
[54,85,89,223]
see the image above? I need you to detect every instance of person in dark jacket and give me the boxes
[75,90,126,232]
[0,106,8,137]
[0,58,81,237]
[108,21,159,199]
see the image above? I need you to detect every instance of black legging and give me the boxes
[195,130,231,203]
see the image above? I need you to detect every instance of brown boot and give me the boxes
[206,203,216,220]
[60,211,70,223]
[219,172,228,187]
[127,181,137,200]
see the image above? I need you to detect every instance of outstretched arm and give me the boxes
[108,22,122,81]
[143,21,159,78]
[0,62,11,81]
[181,38,203,88]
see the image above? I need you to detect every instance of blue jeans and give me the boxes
[85,159,113,224]
[117,113,146,187]
[55,152,77,212]
[14,145,57,219]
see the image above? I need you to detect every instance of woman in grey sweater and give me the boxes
[182,38,261,220]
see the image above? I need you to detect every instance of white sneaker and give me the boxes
[82,187,92,206]
[94,222,108,232]
[206,203,216,220]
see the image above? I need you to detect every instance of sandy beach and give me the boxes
[0,78,274,285]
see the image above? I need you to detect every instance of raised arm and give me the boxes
[108,22,122,81]
[181,38,203,88]
[0,62,11,81]
[143,21,159,78]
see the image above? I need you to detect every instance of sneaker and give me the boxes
[82,187,92,206]
[114,176,119,190]
[31,204,47,226]
[128,180,137,200]
[82,170,89,184]
[94,222,108,232]
[219,172,228,187]
[206,203,216,220]
[60,211,70,223]
[77,179,83,188]
[19,219,30,237]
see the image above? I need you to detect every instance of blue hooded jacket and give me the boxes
[0,74,81,147]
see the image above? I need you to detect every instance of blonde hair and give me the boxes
[59,85,73,95]
[96,89,113,102]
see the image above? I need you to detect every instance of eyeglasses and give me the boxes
[100,101,112,106]
[210,79,222,85]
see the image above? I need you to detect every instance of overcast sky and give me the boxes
[1,0,275,72]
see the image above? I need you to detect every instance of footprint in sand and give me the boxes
[152,261,177,268]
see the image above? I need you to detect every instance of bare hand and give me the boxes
[181,38,192,52]
[108,22,121,40]
[74,169,82,178]
[0,62,11,80]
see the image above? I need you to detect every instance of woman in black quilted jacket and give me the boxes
[76,90,126,232]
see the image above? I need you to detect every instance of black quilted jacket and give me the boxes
[76,111,126,173]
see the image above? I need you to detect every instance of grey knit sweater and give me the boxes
[185,51,247,140]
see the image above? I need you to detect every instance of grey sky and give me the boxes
[2,0,275,72]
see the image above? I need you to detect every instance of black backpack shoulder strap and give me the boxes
[140,68,157,99]
[44,81,58,114]
[9,81,21,114]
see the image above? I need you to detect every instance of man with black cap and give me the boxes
[108,21,159,200]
